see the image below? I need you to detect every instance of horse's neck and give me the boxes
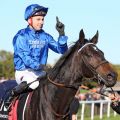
[47,83,77,116]
[47,69,81,115]
[46,54,83,115]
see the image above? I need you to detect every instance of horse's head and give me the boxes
[76,29,117,87]
[43,29,117,119]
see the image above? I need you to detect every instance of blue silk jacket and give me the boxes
[13,26,68,70]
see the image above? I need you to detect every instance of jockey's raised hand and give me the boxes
[56,16,65,36]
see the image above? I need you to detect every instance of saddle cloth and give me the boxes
[0,92,33,120]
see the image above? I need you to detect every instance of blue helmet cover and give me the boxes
[24,4,48,21]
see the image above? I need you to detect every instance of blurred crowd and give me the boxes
[76,87,120,102]
[75,87,104,101]
[74,86,120,116]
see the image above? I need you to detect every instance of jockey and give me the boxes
[5,4,68,108]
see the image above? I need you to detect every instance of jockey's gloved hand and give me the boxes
[56,16,65,36]
[111,101,120,114]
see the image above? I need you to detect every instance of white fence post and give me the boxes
[79,100,116,120]
[114,111,117,116]
[91,103,94,120]
[100,102,103,119]
[81,103,85,120]
[107,101,110,118]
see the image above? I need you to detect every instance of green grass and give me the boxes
[77,114,120,120]
[79,89,88,93]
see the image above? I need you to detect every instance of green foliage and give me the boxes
[82,79,99,89]
[0,50,14,79]
[77,115,120,120]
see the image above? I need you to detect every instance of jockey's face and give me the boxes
[28,16,45,31]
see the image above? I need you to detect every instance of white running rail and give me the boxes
[77,100,117,120]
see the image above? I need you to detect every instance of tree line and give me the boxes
[0,50,120,81]
[0,50,14,79]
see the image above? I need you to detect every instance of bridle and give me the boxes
[77,43,116,98]
[47,43,111,90]
[78,43,109,84]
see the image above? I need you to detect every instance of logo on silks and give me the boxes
[0,103,8,120]
[28,40,46,48]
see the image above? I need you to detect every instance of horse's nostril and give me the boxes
[106,72,117,87]
[107,72,116,80]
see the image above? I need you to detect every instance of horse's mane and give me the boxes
[48,40,79,79]
[36,42,79,98]
[36,41,78,86]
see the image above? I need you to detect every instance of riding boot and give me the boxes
[5,81,28,109]
[4,74,46,109]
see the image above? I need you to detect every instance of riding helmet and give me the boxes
[24,4,48,21]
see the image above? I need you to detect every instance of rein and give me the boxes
[45,76,79,118]
[47,75,116,119]
[80,84,116,99]
[48,75,116,100]
[46,42,117,102]
[48,76,79,90]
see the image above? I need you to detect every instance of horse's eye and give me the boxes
[92,46,104,56]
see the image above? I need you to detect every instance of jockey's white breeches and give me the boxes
[15,69,46,90]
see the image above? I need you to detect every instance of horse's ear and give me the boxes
[90,30,99,44]
[79,29,85,44]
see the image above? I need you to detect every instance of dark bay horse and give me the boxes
[20,29,117,120]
